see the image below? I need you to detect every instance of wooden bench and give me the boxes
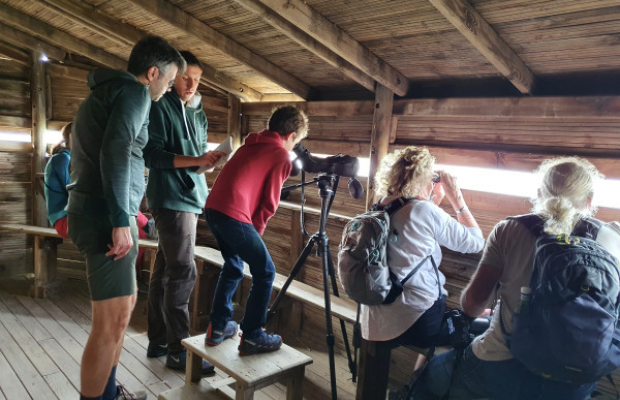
[159,333,313,400]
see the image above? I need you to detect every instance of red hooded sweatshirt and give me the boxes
[205,129,292,234]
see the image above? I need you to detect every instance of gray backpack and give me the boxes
[338,197,433,305]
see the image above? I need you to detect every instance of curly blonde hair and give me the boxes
[531,156,603,235]
[374,146,436,198]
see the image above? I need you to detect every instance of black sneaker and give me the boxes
[238,330,282,355]
[115,384,147,400]
[146,342,167,358]
[166,350,215,375]
[205,321,238,346]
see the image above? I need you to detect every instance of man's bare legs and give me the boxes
[80,294,137,397]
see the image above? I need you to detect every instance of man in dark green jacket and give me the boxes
[67,36,185,400]
[143,51,224,373]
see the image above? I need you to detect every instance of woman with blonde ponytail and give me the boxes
[415,156,620,400]
[360,146,485,397]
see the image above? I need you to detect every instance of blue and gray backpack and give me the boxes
[502,214,620,384]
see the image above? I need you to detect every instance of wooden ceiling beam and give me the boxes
[128,0,314,100]
[428,0,535,94]
[0,41,30,66]
[0,4,126,69]
[230,0,375,93]
[38,0,141,47]
[256,0,409,97]
[15,0,262,102]
[0,23,65,62]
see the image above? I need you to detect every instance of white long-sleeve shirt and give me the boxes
[361,197,485,341]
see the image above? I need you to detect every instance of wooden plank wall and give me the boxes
[0,57,32,278]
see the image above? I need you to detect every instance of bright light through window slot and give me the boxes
[0,131,30,143]
[45,129,63,145]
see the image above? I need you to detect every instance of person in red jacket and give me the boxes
[204,105,308,354]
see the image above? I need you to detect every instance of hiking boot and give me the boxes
[115,384,147,400]
[238,330,282,355]
[166,349,215,374]
[205,321,238,346]
[146,342,167,358]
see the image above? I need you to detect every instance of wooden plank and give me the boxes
[46,63,90,82]
[0,114,30,129]
[228,93,242,149]
[0,23,66,62]
[393,96,620,119]
[31,51,47,228]
[428,0,535,94]
[0,313,58,399]
[242,100,374,117]
[0,4,125,69]
[231,0,376,93]
[257,0,409,96]
[0,350,31,399]
[366,84,393,207]
[128,0,313,100]
[0,41,30,66]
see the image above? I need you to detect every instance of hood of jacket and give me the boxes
[245,129,285,148]
[87,69,138,90]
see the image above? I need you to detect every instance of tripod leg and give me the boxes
[266,235,316,323]
[320,238,338,400]
[325,244,356,380]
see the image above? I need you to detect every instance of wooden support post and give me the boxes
[366,84,394,209]
[32,235,60,298]
[31,51,48,228]
[356,339,392,400]
[228,93,242,149]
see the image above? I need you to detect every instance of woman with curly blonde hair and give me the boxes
[361,146,484,395]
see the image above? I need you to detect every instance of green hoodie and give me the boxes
[67,69,150,227]
[144,90,208,214]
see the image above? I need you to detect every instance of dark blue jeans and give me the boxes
[205,209,276,337]
[415,345,596,400]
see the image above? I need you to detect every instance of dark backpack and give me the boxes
[337,197,434,305]
[502,214,620,384]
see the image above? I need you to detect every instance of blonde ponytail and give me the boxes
[531,157,602,235]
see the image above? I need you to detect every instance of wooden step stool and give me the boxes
[159,333,313,400]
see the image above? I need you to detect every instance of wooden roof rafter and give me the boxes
[0,3,126,69]
[0,22,65,63]
[254,0,410,97]
[30,0,262,102]
[428,0,536,94]
[127,0,314,100]
[230,0,376,93]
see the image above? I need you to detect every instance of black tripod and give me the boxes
[266,174,355,400]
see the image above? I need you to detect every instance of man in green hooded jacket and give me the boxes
[67,36,185,400]
[143,50,224,373]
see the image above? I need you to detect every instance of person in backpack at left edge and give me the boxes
[414,157,620,400]
[360,146,484,399]
[67,36,185,400]
[143,50,224,374]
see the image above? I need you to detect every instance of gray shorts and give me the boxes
[68,214,139,301]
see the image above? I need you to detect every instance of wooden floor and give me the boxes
[0,276,357,400]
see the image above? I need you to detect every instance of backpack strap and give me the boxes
[373,196,417,216]
[571,217,603,240]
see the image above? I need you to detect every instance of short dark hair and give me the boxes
[127,36,186,77]
[179,50,201,68]
[268,106,308,138]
